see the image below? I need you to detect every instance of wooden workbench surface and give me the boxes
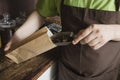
[0,49,58,80]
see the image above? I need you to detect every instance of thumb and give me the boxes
[4,41,12,52]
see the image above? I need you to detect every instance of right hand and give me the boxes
[72,24,115,50]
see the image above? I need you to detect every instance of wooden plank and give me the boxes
[0,48,58,80]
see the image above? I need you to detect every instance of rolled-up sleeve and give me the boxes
[36,0,58,17]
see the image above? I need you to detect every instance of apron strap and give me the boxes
[61,0,64,6]
[115,0,120,11]
[60,0,64,15]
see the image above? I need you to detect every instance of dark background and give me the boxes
[0,0,38,18]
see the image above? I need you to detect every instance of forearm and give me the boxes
[12,10,45,43]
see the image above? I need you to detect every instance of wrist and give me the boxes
[110,25,120,41]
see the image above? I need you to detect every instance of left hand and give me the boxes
[72,24,115,50]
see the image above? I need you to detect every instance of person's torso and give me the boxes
[55,0,118,15]
[60,0,120,74]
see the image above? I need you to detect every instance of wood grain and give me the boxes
[0,48,58,80]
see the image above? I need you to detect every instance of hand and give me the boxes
[4,40,12,52]
[72,24,114,50]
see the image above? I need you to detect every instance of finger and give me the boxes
[4,42,11,52]
[80,30,98,44]
[4,45,10,52]
[73,26,93,44]
[92,41,106,50]
[88,37,100,47]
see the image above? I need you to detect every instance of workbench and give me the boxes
[0,48,58,80]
